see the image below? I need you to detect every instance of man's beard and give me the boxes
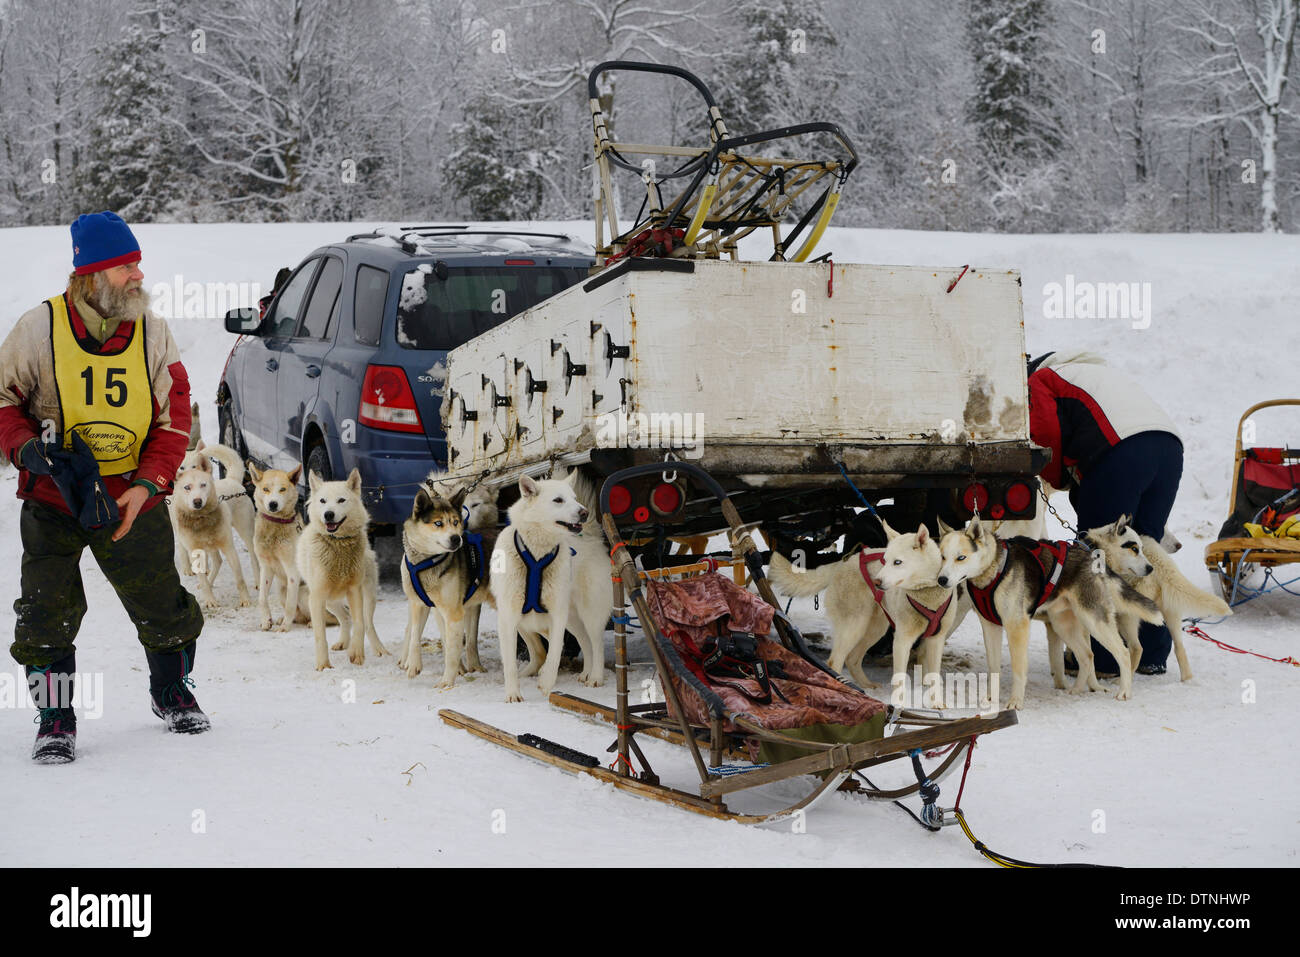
[90,271,146,320]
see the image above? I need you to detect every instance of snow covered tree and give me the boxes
[80,0,180,221]
[966,0,1061,162]
[714,0,839,136]
[1181,0,1299,232]
[442,94,562,220]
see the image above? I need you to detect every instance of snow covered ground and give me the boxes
[0,221,1296,867]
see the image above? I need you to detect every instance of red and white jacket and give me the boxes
[1028,351,1181,490]
[0,293,192,517]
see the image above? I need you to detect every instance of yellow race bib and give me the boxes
[49,295,152,476]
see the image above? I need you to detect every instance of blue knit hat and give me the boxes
[71,211,141,275]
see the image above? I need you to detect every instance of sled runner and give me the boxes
[440,462,1016,824]
[1204,399,1300,603]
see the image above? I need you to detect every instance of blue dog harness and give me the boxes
[405,532,485,608]
[515,531,577,614]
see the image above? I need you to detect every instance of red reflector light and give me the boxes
[962,483,989,514]
[650,482,682,515]
[503,259,535,265]
[633,506,650,523]
[608,484,632,515]
[1005,481,1033,513]
[359,365,424,434]
[989,504,1005,520]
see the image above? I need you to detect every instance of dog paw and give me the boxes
[315,659,332,671]
[505,691,524,703]
[273,618,290,633]
[259,616,273,631]
[1006,697,1023,710]
[237,594,252,608]
[1114,688,1131,701]
[330,639,346,651]
[580,673,605,688]
[405,661,422,679]
[435,675,456,690]
[349,651,365,666]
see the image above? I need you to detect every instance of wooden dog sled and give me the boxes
[440,462,1016,824]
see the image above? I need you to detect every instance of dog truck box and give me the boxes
[440,257,1047,527]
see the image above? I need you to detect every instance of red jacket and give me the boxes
[1028,354,1180,490]
[0,295,192,517]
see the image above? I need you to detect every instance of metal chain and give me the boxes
[1037,483,1082,539]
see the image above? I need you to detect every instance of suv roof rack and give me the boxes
[349,225,593,259]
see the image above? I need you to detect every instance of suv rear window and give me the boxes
[395,266,587,350]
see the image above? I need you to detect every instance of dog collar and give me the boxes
[260,512,296,524]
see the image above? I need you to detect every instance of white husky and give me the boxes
[296,469,388,670]
[768,521,958,705]
[172,441,258,586]
[491,472,612,702]
[171,454,253,610]
[1082,515,1231,682]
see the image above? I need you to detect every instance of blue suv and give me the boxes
[218,226,595,529]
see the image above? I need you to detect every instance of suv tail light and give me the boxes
[359,365,424,433]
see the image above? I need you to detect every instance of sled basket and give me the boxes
[1204,399,1300,602]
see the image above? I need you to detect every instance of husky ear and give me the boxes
[936,516,955,538]
[879,517,901,542]
[447,484,469,511]
[247,462,263,483]
[565,469,578,487]
[347,468,362,493]
[915,524,930,547]
[196,439,206,452]
[308,470,321,492]
[413,486,434,518]
[197,455,211,473]
[287,464,302,484]
[520,474,539,498]
[1113,513,1131,536]
[967,515,984,540]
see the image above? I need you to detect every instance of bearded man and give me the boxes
[0,211,207,764]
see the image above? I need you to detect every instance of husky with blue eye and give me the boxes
[397,482,497,689]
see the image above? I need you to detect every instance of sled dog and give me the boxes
[416,472,500,664]
[397,483,497,688]
[171,453,253,610]
[491,472,611,702]
[1083,515,1230,681]
[172,440,258,585]
[937,516,1163,709]
[296,469,388,670]
[768,521,958,705]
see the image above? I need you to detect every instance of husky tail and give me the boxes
[198,441,246,485]
[1143,536,1233,618]
[767,551,842,598]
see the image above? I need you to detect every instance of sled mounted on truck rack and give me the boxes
[439,462,1017,824]
[588,61,858,267]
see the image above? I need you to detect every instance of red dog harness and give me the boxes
[858,551,953,638]
[966,539,1071,626]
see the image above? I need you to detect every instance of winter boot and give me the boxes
[146,642,210,734]
[27,652,77,764]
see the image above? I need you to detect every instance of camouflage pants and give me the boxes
[9,499,204,668]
